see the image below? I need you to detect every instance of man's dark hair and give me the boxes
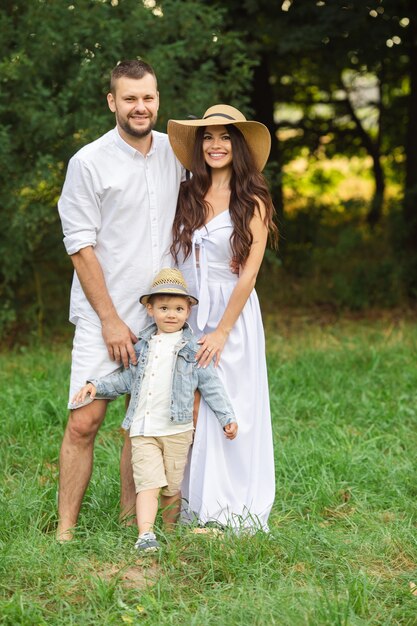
[110,59,157,94]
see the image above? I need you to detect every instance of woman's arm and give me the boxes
[196,201,268,367]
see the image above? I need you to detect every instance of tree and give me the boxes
[277,0,408,227]
[209,0,409,226]
[0,0,253,339]
[403,0,417,295]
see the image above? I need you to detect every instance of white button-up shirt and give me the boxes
[58,128,184,334]
[129,330,194,437]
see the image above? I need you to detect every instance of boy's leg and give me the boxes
[136,488,160,535]
[160,430,194,530]
[131,436,166,537]
[57,399,108,541]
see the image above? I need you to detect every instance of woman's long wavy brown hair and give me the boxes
[171,125,278,266]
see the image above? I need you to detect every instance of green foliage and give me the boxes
[1,323,417,623]
[0,0,253,340]
[260,198,407,312]
[257,156,408,311]
[0,0,415,342]
[209,0,409,159]
[214,0,412,233]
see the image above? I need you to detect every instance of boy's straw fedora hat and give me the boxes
[140,267,198,306]
[167,104,271,172]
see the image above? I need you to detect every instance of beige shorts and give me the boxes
[131,431,193,496]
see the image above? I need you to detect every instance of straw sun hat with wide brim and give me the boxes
[167,104,271,173]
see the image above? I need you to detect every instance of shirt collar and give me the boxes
[139,321,193,341]
[152,329,183,343]
[113,126,157,158]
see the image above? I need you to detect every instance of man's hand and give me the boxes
[224,422,238,440]
[70,247,138,368]
[101,316,138,368]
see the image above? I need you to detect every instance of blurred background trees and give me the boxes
[0,0,414,343]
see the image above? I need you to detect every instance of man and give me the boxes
[57,59,184,541]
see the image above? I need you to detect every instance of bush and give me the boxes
[259,200,407,312]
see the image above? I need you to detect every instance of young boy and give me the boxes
[72,268,238,553]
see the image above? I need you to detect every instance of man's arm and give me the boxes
[71,246,137,367]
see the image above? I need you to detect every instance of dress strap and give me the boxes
[192,230,210,331]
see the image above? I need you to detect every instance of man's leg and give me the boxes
[120,432,136,524]
[57,399,108,541]
[193,389,201,428]
[161,492,182,529]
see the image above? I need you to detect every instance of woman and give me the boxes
[167,104,278,532]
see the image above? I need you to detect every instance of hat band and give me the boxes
[151,284,187,294]
[203,113,236,121]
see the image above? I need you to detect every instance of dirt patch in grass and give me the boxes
[95,561,159,590]
[365,553,417,580]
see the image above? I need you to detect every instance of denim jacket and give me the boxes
[89,322,236,431]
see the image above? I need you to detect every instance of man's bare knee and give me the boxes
[66,400,108,442]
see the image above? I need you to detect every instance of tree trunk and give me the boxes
[404,2,417,247]
[402,1,417,296]
[33,265,44,340]
[367,155,385,228]
[343,83,385,226]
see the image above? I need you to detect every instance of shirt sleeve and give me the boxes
[197,364,236,428]
[88,363,135,399]
[58,157,102,255]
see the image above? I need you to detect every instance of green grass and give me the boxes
[1,319,417,625]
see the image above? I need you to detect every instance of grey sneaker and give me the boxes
[135,532,160,554]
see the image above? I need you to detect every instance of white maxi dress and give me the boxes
[178,210,275,532]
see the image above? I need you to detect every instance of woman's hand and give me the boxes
[71,383,97,405]
[196,328,229,367]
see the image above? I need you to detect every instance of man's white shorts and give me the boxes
[67,318,122,409]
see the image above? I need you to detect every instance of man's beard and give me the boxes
[118,114,156,139]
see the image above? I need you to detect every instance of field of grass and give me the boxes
[1,318,417,625]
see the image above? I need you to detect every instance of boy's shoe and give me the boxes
[135,532,160,554]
